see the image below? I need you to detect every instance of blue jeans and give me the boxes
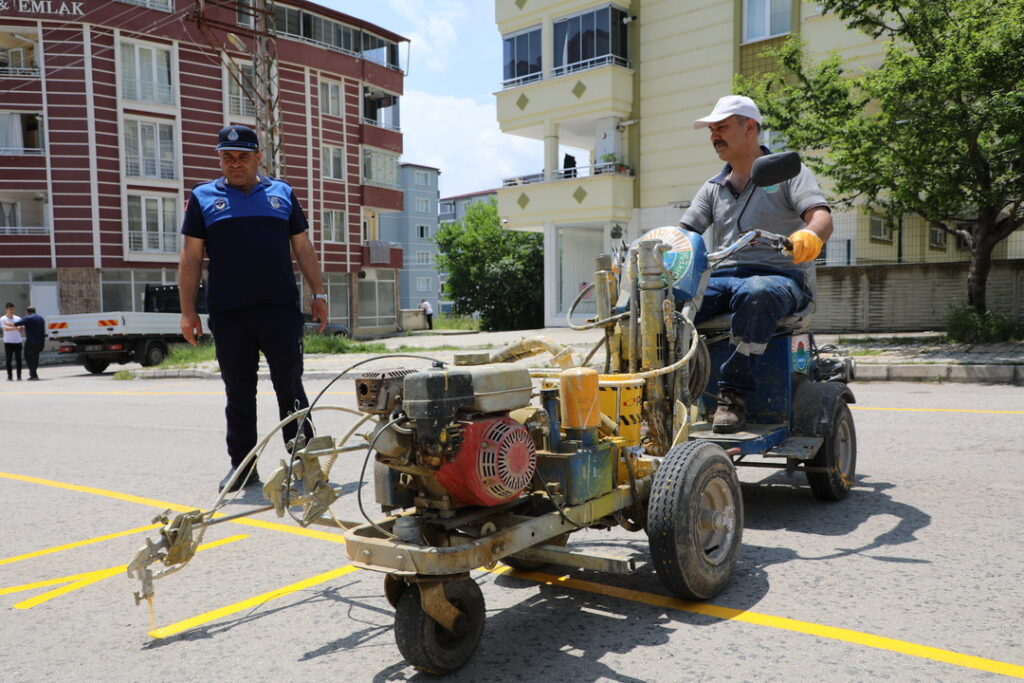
[695,269,809,393]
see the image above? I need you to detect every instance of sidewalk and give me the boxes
[129,327,1024,385]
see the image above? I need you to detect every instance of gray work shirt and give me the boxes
[681,154,829,295]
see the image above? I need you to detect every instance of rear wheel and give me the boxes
[139,341,167,367]
[647,441,743,600]
[806,400,856,501]
[82,357,109,374]
[394,578,485,675]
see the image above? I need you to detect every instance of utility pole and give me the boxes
[190,0,283,178]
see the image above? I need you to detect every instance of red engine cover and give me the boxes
[435,417,537,507]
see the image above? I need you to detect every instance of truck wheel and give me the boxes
[82,358,109,374]
[140,342,167,367]
[647,441,743,600]
[806,400,857,501]
[394,578,485,675]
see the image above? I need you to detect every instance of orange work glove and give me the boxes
[789,229,823,264]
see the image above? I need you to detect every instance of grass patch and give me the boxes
[838,335,944,345]
[945,306,1024,344]
[432,314,479,331]
[848,349,885,357]
[393,343,494,353]
[113,369,134,380]
[303,333,387,354]
[161,342,217,368]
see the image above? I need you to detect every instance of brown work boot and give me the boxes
[713,388,747,434]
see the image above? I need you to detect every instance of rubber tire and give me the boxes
[140,342,167,367]
[501,533,569,571]
[647,441,743,600]
[394,578,485,675]
[806,400,857,501]
[82,357,110,374]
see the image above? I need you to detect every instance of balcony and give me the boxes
[495,63,633,145]
[360,240,403,269]
[497,166,634,231]
[0,195,48,235]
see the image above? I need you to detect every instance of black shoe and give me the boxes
[713,387,747,434]
[218,466,261,493]
[28,376,39,381]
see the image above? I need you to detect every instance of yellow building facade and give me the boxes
[493,0,1014,325]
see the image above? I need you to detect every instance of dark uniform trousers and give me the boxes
[209,304,313,467]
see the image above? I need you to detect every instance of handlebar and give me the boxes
[706,229,793,263]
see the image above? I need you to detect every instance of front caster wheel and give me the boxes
[647,441,743,600]
[806,399,857,501]
[394,578,485,675]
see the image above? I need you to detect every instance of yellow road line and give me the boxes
[5,471,1023,677]
[0,523,163,566]
[488,565,1024,679]
[852,406,1024,415]
[148,564,359,638]
[0,472,347,544]
[3,535,247,609]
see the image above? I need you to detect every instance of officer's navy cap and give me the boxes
[216,125,260,151]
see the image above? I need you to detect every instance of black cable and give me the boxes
[356,414,406,539]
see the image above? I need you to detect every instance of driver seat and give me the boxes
[695,301,815,336]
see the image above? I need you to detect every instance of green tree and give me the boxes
[737,0,1024,312]
[434,200,544,331]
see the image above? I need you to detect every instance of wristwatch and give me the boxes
[311,293,327,302]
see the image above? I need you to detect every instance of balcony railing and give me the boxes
[0,146,45,156]
[128,230,181,254]
[362,176,402,190]
[502,162,632,187]
[0,225,49,235]
[0,66,40,77]
[501,71,542,90]
[551,54,629,78]
[362,116,400,132]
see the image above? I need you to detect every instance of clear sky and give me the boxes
[322,0,544,198]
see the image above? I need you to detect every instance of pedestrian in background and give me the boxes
[420,299,433,330]
[178,124,328,493]
[2,302,24,381]
[15,306,45,381]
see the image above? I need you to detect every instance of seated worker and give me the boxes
[680,95,832,433]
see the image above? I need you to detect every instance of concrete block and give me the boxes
[852,364,888,381]
[947,365,1016,384]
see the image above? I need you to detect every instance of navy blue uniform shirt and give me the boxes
[18,313,45,346]
[181,176,307,312]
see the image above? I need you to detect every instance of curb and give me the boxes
[854,363,1023,385]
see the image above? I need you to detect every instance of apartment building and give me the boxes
[0,0,406,334]
[379,162,442,313]
[493,0,1022,326]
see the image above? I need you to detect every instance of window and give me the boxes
[322,145,344,180]
[552,6,629,77]
[744,0,791,43]
[415,197,431,214]
[116,0,172,11]
[869,215,891,241]
[416,277,430,292]
[0,32,39,76]
[416,224,430,239]
[272,6,399,69]
[955,224,973,251]
[363,87,400,130]
[121,42,173,105]
[362,147,400,189]
[357,269,396,327]
[502,26,542,87]
[760,128,786,152]
[100,268,177,312]
[320,80,342,117]
[323,209,346,242]
[0,112,44,155]
[124,119,176,179]
[0,201,20,228]
[324,272,349,323]
[439,200,455,219]
[0,193,47,235]
[127,194,179,254]
[237,0,254,28]
[227,63,257,118]
[929,225,947,249]
[414,170,429,186]
[416,250,431,265]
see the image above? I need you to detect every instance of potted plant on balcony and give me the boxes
[600,153,630,175]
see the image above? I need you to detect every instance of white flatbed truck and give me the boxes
[47,310,208,374]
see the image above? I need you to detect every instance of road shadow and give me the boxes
[740,472,932,564]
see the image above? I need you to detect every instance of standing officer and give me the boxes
[16,306,46,380]
[179,124,328,492]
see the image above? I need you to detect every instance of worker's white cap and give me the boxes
[692,95,762,130]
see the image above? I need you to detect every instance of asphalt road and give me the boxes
[1,365,1023,681]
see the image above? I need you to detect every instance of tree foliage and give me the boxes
[434,200,544,331]
[737,0,1024,311]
